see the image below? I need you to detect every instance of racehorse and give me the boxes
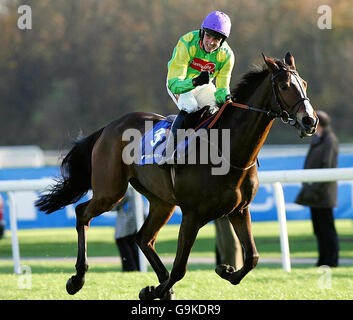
[35,52,318,300]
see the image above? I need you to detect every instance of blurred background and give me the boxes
[0,0,352,149]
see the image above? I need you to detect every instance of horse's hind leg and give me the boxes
[66,200,90,295]
[66,191,127,295]
[215,207,259,285]
[66,128,129,295]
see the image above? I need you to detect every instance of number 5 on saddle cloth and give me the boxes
[137,115,215,166]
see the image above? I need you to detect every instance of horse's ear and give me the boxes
[262,53,279,73]
[284,51,296,70]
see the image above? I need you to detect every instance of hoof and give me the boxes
[66,275,85,295]
[161,288,176,300]
[229,275,241,286]
[139,286,156,300]
[215,264,236,280]
[216,265,243,285]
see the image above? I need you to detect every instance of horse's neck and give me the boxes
[227,75,275,169]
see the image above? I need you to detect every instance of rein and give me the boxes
[192,67,309,171]
[207,100,278,129]
[207,67,310,130]
[202,67,309,171]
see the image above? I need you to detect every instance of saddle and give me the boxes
[137,105,224,166]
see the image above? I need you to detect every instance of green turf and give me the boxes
[0,220,352,259]
[0,261,352,300]
[1,220,352,300]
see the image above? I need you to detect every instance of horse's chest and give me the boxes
[182,183,253,216]
[175,169,258,217]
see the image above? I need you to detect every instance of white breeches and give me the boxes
[167,80,217,114]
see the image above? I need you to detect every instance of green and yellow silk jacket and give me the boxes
[167,30,235,104]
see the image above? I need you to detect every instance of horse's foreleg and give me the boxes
[136,201,176,300]
[136,200,175,282]
[139,214,200,300]
[216,207,258,285]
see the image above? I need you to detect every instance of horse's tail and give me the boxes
[35,127,104,214]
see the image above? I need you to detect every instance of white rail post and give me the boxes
[131,188,148,272]
[7,191,22,275]
[272,182,291,272]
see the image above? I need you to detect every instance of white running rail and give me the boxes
[0,179,147,274]
[1,167,353,274]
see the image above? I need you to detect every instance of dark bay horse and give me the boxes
[36,53,318,299]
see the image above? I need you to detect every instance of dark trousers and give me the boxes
[310,207,339,267]
[115,235,140,271]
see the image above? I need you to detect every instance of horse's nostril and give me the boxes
[302,116,314,128]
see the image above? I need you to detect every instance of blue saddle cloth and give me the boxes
[137,117,213,165]
[138,120,171,165]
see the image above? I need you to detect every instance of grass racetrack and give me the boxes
[0,220,352,300]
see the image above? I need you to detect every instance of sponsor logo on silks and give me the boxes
[190,58,216,73]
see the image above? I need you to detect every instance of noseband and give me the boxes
[271,68,310,125]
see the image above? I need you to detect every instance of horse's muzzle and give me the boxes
[297,116,318,138]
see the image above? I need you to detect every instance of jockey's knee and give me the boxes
[174,83,217,113]
[193,83,217,109]
[178,92,198,113]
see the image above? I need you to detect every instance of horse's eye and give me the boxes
[280,83,289,91]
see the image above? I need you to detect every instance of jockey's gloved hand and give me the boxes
[192,71,210,87]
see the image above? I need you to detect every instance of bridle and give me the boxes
[270,68,310,126]
[213,67,310,127]
[199,67,312,171]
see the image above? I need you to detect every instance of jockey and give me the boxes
[162,11,235,163]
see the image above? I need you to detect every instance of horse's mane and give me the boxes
[231,59,286,103]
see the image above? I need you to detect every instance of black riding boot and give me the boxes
[160,110,187,164]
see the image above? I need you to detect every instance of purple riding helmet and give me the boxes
[201,11,231,39]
